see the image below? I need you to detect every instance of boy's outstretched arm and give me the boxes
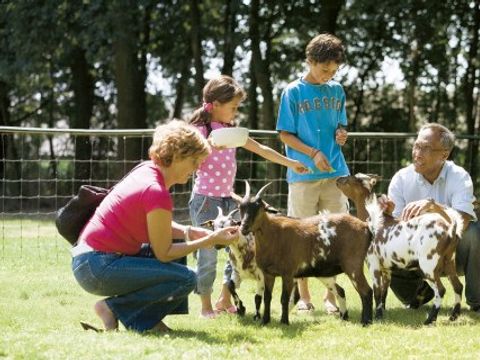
[242,137,308,174]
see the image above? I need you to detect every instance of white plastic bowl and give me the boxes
[210,127,249,148]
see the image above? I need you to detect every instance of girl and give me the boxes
[188,75,307,318]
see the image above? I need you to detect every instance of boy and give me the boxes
[276,33,350,314]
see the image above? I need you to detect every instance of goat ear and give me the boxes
[230,192,243,203]
[366,173,382,182]
[262,200,280,214]
[364,174,381,188]
[200,220,215,229]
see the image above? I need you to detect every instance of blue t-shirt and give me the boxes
[276,78,350,183]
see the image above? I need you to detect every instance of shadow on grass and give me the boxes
[459,307,480,321]
[358,305,480,328]
[84,305,480,343]
[234,313,313,336]
[144,328,224,342]
[144,325,264,344]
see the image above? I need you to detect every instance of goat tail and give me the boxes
[443,221,460,259]
[365,195,384,235]
[445,208,464,239]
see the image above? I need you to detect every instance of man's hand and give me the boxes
[378,194,395,216]
[401,199,434,221]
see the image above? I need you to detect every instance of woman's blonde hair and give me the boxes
[149,119,211,167]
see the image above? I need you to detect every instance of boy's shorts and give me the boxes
[287,178,348,218]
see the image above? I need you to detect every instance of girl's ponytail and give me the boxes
[187,75,246,135]
[187,105,213,135]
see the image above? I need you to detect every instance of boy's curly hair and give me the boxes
[149,119,211,167]
[306,33,345,64]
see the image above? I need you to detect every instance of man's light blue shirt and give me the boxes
[388,161,476,219]
[276,78,349,183]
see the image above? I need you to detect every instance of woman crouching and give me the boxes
[71,120,239,333]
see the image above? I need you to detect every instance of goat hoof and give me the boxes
[237,306,246,317]
[261,318,270,326]
[340,311,349,321]
[253,314,260,321]
[423,318,436,326]
[408,300,420,309]
[424,314,437,325]
[374,310,383,320]
[361,319,372,327]
[449,304,461,321]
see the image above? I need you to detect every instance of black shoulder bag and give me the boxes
[55,163,143,245]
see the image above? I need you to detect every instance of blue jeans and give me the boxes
[72,245,196,332]
[189,193,236,295]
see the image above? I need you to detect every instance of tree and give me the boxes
[110,0,149,163]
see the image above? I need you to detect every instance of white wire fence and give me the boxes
[1,126,478,259]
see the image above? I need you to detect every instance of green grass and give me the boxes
[1,220,480,359]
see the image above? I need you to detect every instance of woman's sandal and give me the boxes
[80,321,103,333]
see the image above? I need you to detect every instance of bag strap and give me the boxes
[107,161,145,191]
[117,162,145,184]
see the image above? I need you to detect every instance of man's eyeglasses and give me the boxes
[412,143,447,155]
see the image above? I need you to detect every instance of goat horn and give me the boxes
[243,180,251,200]
[216,206,224,217]
[255,182,272,200]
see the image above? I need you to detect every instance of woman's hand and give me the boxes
[209,226,239,247]
[290,160,309,174]
[312,150,333,172]
[336,127,348,146]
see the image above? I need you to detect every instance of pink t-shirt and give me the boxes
[79,161,172,254]
[193,122,237,197]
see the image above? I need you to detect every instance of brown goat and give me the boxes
[336,173,381,222]
[336,173,464,325]
[232,181,373,326]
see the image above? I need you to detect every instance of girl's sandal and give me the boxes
[215,305,238,314]
[200,311,217,319]
[297,301,315,312]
